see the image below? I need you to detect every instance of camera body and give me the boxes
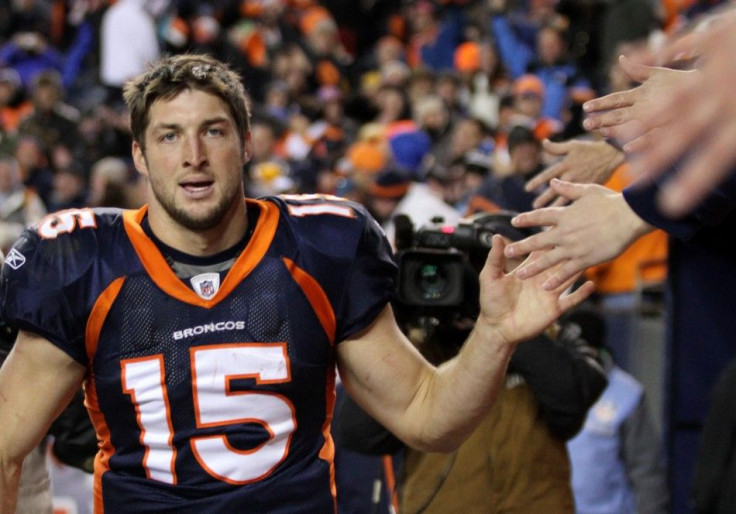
[394,214,498,316]
[392,211,534,329]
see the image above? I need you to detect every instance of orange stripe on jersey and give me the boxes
[319,354,338,513]
[84,278,127,512]
[122,199,280,308]
[86,277,125,362]
[383,455,400,512]
[84,370,114,514]
[281,257,336,344]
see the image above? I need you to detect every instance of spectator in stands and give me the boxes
[17,69,80,155]
[364,165,412,226]
[0,31,64,91]
[489,0,594,124]
[99,0,166,103]
[405,0,467,71]
[13,134,53,208]
[413,94,454,168]
[511,74,563,142]
[0,154,46,254]
[47,160,87,212]
[468,125,543,214]
[456,38,512,129]
[87,156,137,209]
[0,68,32,134]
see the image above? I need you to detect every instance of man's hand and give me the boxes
[623,8,736,216]
[526,138,626,208]
[476,234,594,345]
[502,180,653,290]
[582,56,694,146]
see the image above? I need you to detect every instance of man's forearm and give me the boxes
[414,320,515,452]
[0,458,21,514]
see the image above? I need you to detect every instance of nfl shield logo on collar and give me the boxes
[190,272,220,299]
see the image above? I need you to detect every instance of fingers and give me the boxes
[656,30,698,64]
[557,280,596,313]
[582,90,633,117]
[622,127,660,155]
[546,178,589,202]
[525,161,567,192]
[628,88,712,181]
[617,54,656,84]
[541,138,570,156]
[513,246,569,280]
[531,187,560,209]
[658,121,736,217]
[547,268,585,295]
[503,225,558,260]
[583,108,640,134]
[541,258,588,290]
[598,118,651,144]
[550,195,571,208]
[483,234,508,279]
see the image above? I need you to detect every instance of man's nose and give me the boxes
[184,136,208,169]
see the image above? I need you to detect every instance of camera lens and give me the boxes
[397,249,464,307]
[417,263,448,300]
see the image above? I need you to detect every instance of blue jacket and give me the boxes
[490,14,592,121]
[568,366,641,513]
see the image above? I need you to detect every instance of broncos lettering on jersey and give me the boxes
[0,195,397,513]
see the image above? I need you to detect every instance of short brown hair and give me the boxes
[123,54,251,151]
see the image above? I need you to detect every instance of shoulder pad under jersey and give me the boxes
[0,208,130,363]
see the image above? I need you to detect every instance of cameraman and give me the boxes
[334,213,607,513]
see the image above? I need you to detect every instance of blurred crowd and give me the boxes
[0,0,720,258]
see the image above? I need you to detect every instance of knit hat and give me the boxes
[386,124,432,176]
[454,42,481,72]
[513,74,545,98]
[347,141,388,175]
[369,166,411,199]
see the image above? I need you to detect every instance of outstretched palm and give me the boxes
[476,235,593,345]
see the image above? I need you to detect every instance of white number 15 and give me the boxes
[121,343,296,485]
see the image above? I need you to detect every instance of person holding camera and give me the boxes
[334,213,607,513]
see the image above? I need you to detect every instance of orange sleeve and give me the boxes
[584,164,668,294]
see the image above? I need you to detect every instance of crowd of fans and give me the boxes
[0,0,710,258]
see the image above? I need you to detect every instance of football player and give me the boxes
[0,54,593,513]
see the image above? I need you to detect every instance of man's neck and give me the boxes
[147,201,248,257]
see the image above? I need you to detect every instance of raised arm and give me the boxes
[337,235,593,453]
[526,138,626,208]
[0,330,86,514]
[628,8,736,216]
[503,179,653,290]
[582,56,694,148]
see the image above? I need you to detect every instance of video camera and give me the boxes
[392,211,528,333]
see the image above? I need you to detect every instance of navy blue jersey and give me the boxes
[0,195,397,513]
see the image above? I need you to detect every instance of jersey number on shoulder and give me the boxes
[281,193,356,218]
[121,343,296,485]
[38,209,97,239]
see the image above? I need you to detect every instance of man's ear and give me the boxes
[132,141,149,178]
[243,131,252,163]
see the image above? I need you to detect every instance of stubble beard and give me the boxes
[152,183,240,232]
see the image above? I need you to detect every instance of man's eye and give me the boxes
[160,133,177,142]
[207,127,224,136]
